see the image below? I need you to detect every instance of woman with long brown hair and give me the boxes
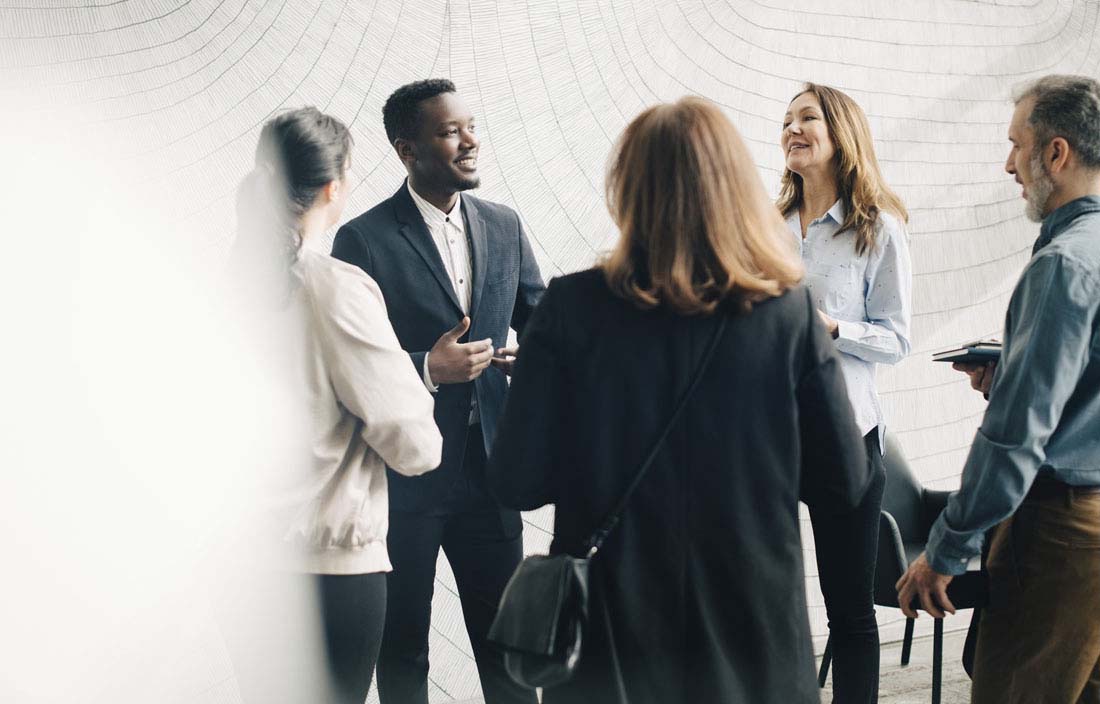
[779,83,913,703]
[487,97,871,703]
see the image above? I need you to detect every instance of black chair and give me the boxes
[817,433,986,704]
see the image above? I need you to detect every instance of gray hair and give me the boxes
[1014,74,1100,171]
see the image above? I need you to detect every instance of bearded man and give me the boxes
[897,74,1100,703]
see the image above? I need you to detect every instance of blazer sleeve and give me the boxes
[313,266,442,476]
[332,220,429,378]
[796,288,871,514]
[487,277,561,510]
[509,214,546,336]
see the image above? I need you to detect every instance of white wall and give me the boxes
[3,1,1097,701]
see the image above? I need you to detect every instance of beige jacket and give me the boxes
[280,248,441,574]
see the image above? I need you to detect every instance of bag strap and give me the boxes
[584,314,729,557]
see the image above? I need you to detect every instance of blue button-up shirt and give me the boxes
[926,195,1100,575]
[786,201,913,444]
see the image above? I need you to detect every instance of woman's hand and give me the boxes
[817,309,839,339]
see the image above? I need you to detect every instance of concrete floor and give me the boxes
[448,628,973,704]
[819,628,971,704]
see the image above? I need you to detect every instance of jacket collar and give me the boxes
[392,181,463,314]
[391,180,489,319]
[464,196,489,320]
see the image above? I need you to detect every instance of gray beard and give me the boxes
[1025,151,1055,223]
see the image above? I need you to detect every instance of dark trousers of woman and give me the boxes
[810,429,887,704]
[317,572,388,704]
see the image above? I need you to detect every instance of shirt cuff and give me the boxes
[832,319,859,352]
[925,517,978,576]
[422,352,439,393]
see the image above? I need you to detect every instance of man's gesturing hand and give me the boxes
[427,317,495,384]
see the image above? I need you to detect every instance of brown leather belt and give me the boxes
[1026,474,1100,502]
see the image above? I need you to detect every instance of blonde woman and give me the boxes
[487,97,871,704]
[779,83,913,703]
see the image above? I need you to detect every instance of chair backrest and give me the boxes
[875,434,985,611]
[880,433,925,543]
[874,435,926,608]
[874,511,907,607]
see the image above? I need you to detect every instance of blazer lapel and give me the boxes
[392,183,463,315]
[464,197,489,320]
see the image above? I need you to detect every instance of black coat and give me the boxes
[331,183,545,513]
[487,269,870,704]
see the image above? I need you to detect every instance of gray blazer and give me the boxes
[332,182,545,512]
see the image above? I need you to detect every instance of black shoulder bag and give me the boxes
[487,315,729,689]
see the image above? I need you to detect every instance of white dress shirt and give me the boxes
[407,182,472,393]
[786,200,913,447]
[407,182,472,315]
[407,183,481,424]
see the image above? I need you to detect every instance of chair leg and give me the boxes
[818,635,833,688]
[901,617,915,666]
[932,618,944,704]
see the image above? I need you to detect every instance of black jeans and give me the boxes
[222,571,386,704]
[316,572,388,704]
[810,429,887,704]
[377,425,536,704]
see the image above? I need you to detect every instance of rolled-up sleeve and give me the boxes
[834,217,913,364]
[926,253,1098,575]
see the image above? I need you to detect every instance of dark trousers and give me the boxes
[971,488,1100,703]
[810,429,886,704]
[222,571,386,704]
[377,425,536,704]
[317,572,387,704]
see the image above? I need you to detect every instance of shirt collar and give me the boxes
[786,199,846,231]
[1035,195,1100,254]
[407,181,464,233]
[825,199,846,225]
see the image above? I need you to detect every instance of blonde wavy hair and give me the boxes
[777,83,908,256]
[601,97,802,315]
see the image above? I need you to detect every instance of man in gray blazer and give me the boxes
[331,79,543,704]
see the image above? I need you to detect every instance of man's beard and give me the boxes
[453,173,481,191]
[1025,150,1055,223]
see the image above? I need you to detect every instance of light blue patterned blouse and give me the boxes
[785,200,913,446]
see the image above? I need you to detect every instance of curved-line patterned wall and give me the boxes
[3,1,1097,701]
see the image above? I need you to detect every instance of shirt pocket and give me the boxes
[805,260,863,313]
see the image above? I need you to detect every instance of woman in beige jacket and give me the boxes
[232,107,442,704]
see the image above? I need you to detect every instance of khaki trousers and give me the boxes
[971,490,1100,704]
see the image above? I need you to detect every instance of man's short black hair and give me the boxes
[382,78,456,146]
